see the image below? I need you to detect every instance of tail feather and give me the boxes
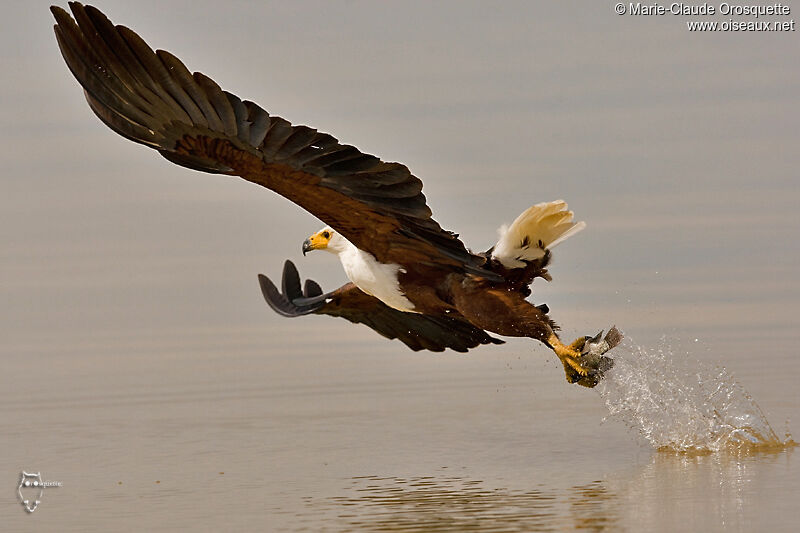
[491,200,585,268]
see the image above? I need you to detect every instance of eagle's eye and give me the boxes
[322,231,331,239]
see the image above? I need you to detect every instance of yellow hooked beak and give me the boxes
[302,229,332,255]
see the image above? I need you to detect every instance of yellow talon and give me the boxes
[548,334,592,378]
[568,336,589,352]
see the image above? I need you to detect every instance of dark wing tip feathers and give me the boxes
[303,279,324,298]
[257,273,310,317]
[52,3,382,172]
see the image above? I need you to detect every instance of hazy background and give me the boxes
[2,1,799,530]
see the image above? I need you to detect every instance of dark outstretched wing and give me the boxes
[51,3,499,280]
[258,261,504,353]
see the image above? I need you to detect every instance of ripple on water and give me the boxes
[313,474,619,532]
[595,337,796,454]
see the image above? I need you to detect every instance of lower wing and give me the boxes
[258,261,504,353]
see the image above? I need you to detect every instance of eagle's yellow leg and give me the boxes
[548,333,592,381]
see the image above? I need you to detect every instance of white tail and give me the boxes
[491,200,585,268]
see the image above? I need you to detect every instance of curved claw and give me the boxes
[570,356,615,388]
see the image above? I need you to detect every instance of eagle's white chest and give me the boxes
[337,246,417,313]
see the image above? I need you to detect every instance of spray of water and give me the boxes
[595,337,795,453]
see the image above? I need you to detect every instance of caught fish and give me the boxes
[567,326,624,388]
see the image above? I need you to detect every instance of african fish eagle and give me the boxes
[51,3,621,387]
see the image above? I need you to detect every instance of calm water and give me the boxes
[3,1,800,531]
[1,330,797,531]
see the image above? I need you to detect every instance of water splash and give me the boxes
[595,337,795,454]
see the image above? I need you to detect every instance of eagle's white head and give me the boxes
[302,226,351,255]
